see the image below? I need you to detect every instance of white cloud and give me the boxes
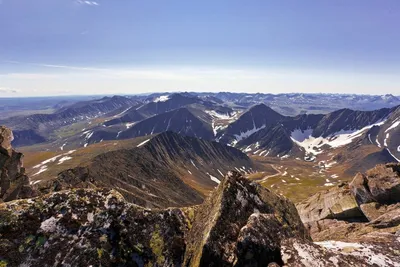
[0,87,19,93]
[76,0,99,6]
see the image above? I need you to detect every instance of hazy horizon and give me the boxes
[1,0,399,96]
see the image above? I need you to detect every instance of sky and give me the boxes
[0,0,400,97]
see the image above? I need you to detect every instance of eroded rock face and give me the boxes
[0,125,36,202]
[298,163,400,266]
[350,163,400,205]
[296,183,365,224]
[0,126,13,155]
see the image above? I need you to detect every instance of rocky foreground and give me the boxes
[0,170,398,266]
[297,163,400,266]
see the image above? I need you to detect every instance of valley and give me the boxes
[1,92,396,206]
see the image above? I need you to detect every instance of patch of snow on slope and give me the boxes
[398,145,400,152]
[376,138,382,148]
[385,119,400,132]
[324,183,334,186]
[153,95,170,102]
[32,166,48,176]
[60,143,67,151]
[217,169,224,177]
[207,173,221,184]
[137,139,150,147]
[126,122,135,129]
[291,129,313,142]
[291,121,387,155]
[384,133,389,147]
[191,160,198,169]
[113,107,131,118]
[234,125,265,142]
[204,110,231,120]
[187,170,192,175]
[57,156,72,165]
[33,155,63,168]
[30,180,42,185]
[243,146,252,153]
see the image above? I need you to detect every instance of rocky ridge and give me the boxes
[0,126,36,202]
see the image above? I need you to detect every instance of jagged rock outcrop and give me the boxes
[350,163,400,205]
[297,163,400,266]
[0,126,35,202]
[183,171,309,266]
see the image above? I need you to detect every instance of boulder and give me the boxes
[296,184,365,224]
[359,202,389,221]
[350,163,400,205]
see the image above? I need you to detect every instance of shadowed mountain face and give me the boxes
[224,104,399,161]
[312,108,393,137]
[1,96,139,147]
[40,131,255,208]
[118,107,215,141]
[217,104,285,145]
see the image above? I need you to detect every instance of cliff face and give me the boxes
[0,126,35,202]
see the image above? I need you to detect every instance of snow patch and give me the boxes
[57,156,72,165]
[385,119,400,133]
[207,173,220,184]
[291,121,386,156]
[234,125,265,142]
[384,133,389,147]
[153,95,170,102]
[60,143,67,151]
[137,139,150,147]
[204,110,232,120]
[126,122,135,129]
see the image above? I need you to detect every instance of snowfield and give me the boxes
[291,120,386,156]
[153,95,170,102]
[204,110,232,120]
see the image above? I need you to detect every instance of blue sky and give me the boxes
[0,0,399,96]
